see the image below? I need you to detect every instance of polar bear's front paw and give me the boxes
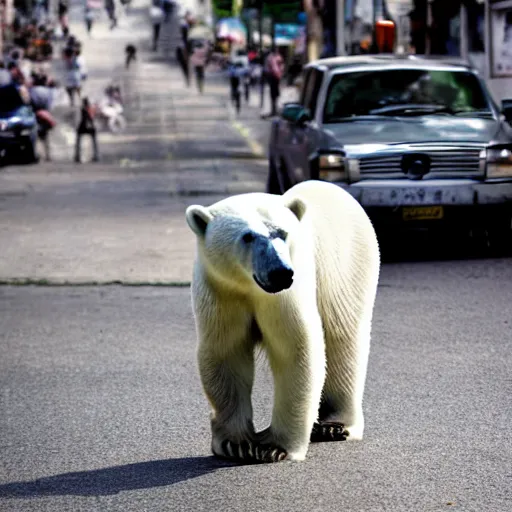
[214,439,288,464]
[310,421,349,443]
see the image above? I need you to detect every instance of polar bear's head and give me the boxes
[186,194,306,294]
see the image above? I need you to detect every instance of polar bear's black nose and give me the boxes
[267,267,294,291]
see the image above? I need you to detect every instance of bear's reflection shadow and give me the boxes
[0,456,238,498]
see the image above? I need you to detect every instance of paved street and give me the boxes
[0,0,267,284]
[1,262,511,512]
[1,1,511,511]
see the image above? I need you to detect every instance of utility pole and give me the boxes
[336,0,346,56]
[304,0,323,62]
[425,0,433,55]
[460,2,469,61]
[258,0,264,109]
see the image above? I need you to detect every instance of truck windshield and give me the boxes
[323,69,491,122]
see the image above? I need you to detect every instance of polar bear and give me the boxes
[185,180,380,463]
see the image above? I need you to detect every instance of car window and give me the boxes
[302,69,323,117]
[323,69,491,122]
[0,85,25,114]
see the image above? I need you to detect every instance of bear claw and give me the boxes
[310,421,349,442]
[217,439,287,463]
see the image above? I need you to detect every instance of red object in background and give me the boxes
[375,20,396,53]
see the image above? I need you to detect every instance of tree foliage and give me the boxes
[211,0,301,22]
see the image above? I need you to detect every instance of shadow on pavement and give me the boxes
[0,456,236,498]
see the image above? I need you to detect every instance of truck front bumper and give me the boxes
[337,178,512,227]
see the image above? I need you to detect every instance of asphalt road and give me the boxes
[1,259,511,512]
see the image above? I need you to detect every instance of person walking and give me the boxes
[179,14,189,46]
[162,0,175,23]
[85,6,95,35]
[57,0,69,38]
[74,97,99,163]
[264,46,284,117]
[175,43,189,86]
[228,60,248,116]
[105,0,117,30]
[125,44,137,69]
[63,45,84,106]
[150,1,164,51]
[189,40,208,94]
[30,74,58,161]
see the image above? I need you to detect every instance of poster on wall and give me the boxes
[490,1,512,77]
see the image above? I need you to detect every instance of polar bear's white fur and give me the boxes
[185,180,380,463]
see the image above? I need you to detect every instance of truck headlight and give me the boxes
[318,154,347,182]
[486,148,512,178]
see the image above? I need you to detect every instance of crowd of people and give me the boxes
[0,13,60,162]
[151,4,291,115]
[0,1,133,164]
[0,0,298,165]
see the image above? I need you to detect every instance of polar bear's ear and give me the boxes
[186,205,213,236]
[285,197,307,222]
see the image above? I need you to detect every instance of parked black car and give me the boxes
[0,84,38,163]
[267,55,512,241]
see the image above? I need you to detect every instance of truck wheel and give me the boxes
[266,159,282,195]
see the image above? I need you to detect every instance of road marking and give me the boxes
[231,120,264,158]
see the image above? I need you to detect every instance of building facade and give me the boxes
[315,0,510,103]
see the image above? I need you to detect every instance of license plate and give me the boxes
[360,186,474,206]
[402,206,444,221]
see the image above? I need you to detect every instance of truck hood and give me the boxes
[322,116,507,149]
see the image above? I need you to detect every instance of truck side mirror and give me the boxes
[281,103,311,126]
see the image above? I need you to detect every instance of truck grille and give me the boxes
[358,149,483,179]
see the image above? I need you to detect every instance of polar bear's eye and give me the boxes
[275,229,288,240]
[242,232,255,244]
